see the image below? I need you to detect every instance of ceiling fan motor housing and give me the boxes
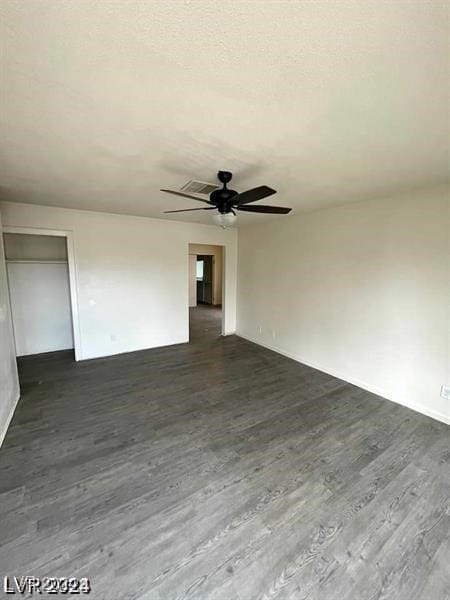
[210,186,239,214]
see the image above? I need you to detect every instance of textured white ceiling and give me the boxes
[0,0,449,226]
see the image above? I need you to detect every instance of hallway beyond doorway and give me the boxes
[189,304,222,342]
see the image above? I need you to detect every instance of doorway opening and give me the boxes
[188,244,223,342]
[3,229,79,361]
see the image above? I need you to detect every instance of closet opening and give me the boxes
[3,230,79,360]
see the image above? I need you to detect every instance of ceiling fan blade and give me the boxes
[160,189,212,204]
[236,204,291,214]
[234,185,277,205]
[164,207,217,213]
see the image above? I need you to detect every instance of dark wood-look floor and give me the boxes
[1,305,449,599]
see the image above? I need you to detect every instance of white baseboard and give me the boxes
[237,331,450,426]
[387,398,449,425]
[0,391,20,448]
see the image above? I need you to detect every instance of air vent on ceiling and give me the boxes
[180,180,219,195]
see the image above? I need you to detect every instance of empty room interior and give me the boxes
[0,1,449,599]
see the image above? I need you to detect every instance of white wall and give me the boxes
[0,202,238,360]
[7,263,74,356]
[0,212,20,447]
[237,185,450,425]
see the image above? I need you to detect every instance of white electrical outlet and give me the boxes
[272,330,276,339]
[440,385,450,400]
[257,325,262,334]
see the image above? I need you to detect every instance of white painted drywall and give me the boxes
[7,263,74,356]
[189,254,197,307]
[0,202,238,360]
[0,213,20,447]
[189,244,223,305]
[237,185,450,425]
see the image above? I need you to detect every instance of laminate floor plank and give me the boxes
[0,305,448,599]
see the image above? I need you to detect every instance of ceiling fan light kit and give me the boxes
[161,171,292,227]
[212,212,237,228]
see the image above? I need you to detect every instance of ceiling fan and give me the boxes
[160,171,292,227]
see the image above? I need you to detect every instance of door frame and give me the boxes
[188,243,225,338]
[2,225,82,361]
